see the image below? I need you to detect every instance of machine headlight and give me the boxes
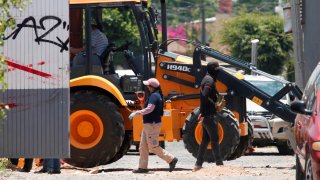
[312,142,320,151]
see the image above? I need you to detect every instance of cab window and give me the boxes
[100,7,144,75]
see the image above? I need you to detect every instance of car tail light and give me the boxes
[254,125,262,128]
[312,142,320,151]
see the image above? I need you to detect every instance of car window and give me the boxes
[306,87,316,111]
[248,80,286,100]
[318,89,320,113]
[303,64,320,98]
[315,75,320,112]
[304,64,320,110]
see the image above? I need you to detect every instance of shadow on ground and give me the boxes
[243,166,296,170]
[94,167,192,173]
[245,152,293,156]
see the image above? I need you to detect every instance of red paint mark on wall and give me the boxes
[5,58,52,78]
[37,61,45,65]
[7,68,16,72]
[0,103,17,109]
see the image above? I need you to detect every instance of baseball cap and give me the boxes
[143,78,160,88]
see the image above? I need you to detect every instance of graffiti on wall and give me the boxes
[3,16,69,53]
[4,56,64,87]
[5,57,52,78]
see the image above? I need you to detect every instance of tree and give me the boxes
[100,8,142,69]
[233,0,278,15]
[152,0,218,26]
[0,0,29,118]
[100,8,140,47]
[220,12,293,75]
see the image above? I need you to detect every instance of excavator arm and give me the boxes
[158,43,302,124]
[197,46,302,124]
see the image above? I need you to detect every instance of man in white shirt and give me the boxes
[70,23,108,57]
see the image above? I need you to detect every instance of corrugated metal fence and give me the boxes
[0,0,70,158]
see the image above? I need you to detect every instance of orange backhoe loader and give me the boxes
[67,0,301,168]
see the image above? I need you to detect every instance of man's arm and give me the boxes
[70,47,85,55]
[201,85,212,98]
[136,104,155,115]
[136,94,157,115]
[212,83,218,102]
[199,85,211,120]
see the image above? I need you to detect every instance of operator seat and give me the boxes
[70,52,104,79]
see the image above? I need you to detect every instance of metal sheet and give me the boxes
[0,0,70,158]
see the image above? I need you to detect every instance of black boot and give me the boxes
[169,158,178,172]
[34,168,48,173]
[216,159,224,166]
[213,144,223,166]
[132,168,149,173]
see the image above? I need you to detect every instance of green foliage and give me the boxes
[100,8,141,68]
[101,8,140,47]
[0,0,29,120]
[0,56,6,120]
[286,59,295,82]
[233,0,278,14]
[0,158,8,170]
[0,0,29,46]
[152,0,218,26]
[221,12,293,75]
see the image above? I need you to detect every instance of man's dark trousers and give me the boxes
[195,115,222,166]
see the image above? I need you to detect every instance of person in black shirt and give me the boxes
[129,78,178,173]
[193,61,224,172]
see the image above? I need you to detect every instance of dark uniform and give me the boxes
[195,61,223,167]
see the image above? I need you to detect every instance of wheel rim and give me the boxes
[70,110,104,149]
[305,158,313,180]
[194,123,224,149]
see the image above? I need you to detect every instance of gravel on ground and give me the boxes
[0,141,295,180]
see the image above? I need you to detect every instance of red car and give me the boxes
[291,62,320,179]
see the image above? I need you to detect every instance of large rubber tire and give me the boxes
[65,90,125,168]
[107,133,132,164]
[183,108,240,162]
[277,140,294,155]
[227,118,254,160]
[305,155,313,180]
[296,155,304,180]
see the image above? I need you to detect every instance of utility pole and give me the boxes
[251,39,259,75]
[201,0,206,44]
[291,0,305,89]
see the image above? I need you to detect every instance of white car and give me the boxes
[245,75,294,155]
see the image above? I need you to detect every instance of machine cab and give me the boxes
[69,1,158,100]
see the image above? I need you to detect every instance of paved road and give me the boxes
[2,141,295,180]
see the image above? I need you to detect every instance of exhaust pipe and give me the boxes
[160,0,167,51]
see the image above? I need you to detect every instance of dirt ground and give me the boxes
[0,141,295,180]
